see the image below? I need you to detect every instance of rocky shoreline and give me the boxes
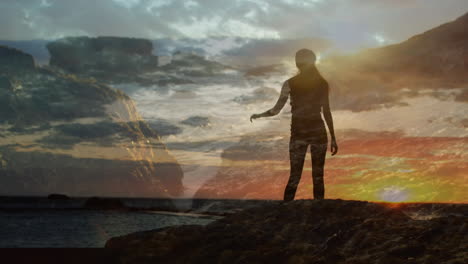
[106,199,467,264]
[0,196,276,216]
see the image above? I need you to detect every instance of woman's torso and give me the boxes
[287,72,328,142]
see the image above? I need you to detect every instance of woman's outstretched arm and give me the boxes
[322,85,338,155]
[250,81,290,122]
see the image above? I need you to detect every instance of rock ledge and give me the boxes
[106,199,467,264]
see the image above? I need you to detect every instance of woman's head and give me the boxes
[295,49,316,71]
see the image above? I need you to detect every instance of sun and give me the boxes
[316,53,322,64]
[378,186,410,203]
[374,34,387,45]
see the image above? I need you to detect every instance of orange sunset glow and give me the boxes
[0,1,466,205]
[190,131,467,203]
[1,1,468,257]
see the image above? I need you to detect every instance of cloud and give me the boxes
[193,129,468,202]
[445,117,468,128]
[225,38,332,58]
[455,88,468,102]
[35,121,164,149]
[233,87,280,105]
[1,0,467,53]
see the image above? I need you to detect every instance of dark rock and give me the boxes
[190,199,277,215]
[147,119,183,136]
[47,193,70,200]
[0,67,130,125]
[0,49,184,198]
[84,197,126,210]
[388,243,426,258]
[47,37,157,74]
[0,75,13,90]
[0,45,36,72]
[180,116,210,127]
[0,76,17,120]
[106,200,468,264]
[46,38,228,86]
[0,40,50,65]
[160,51,229,77]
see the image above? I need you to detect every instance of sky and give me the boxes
[1,0,467,202]
[1,0,468,52]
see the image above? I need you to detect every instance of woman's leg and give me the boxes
[311,143,327,199]
[284,138,308,201]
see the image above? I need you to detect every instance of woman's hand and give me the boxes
[250,114,261,123]
[331,139,338,156]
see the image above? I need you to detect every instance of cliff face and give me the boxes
[0,45,36,72]
[325,12,468,84]
[47,36,158,74]
[320,12,468,112]
[106,199,468,264]
[46,37,228,86]
[0,46,183,197]
[360,12,468,78]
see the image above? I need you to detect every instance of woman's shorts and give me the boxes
[290,118,328,144]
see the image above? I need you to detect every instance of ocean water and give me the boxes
[0,210,216,248]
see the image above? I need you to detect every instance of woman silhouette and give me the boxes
[250,49,338,201]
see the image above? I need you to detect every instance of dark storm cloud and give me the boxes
[180,116,210,127]
[146,118,183,136]
[1,0,467,52]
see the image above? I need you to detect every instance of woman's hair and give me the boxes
[295,48,316,70]
[294,48,328,89]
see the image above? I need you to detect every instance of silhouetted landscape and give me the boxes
[106,199,467,264]
[2,12,467,201]
[0,1,466,263]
